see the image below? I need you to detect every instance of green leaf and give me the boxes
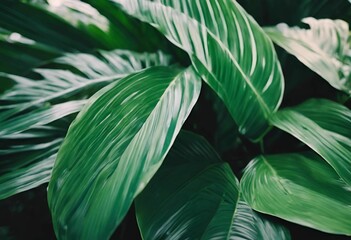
[114,0,284,141]
[0,32,59,75]
[0,50,171,200]
[241,152,351,235]
[0,139,61,200]
[0,49,171,121]
[265,17,351,94]
[136,131,290,240]
[47,66,201,239]
[270,99,351,185]
[0,0,145,51]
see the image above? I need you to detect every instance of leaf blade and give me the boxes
[136,131,290,240]
[270,99,351,185]
[241,152,351,235]
[47,66,201,239]
[114,0,284,140]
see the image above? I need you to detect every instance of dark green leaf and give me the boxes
[136,131,290,240]
[0,50,171,200]
[241,152,351,235]
[0,0,144,51]
[270,99,351,185]
[265,18,351,94]
[114,0,284,141]
[48,66,201,239]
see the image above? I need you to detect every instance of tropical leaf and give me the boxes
[265,17,351,94]
[0,49,171,121]
[237,0,351,26]
[0,0,134,51]
[0,31,59,75]
[241,152,351,235]
[270,99,351,185]
[0,50,171,200]
[114,0,284,141]
[47,66,201,239]
[136,131,290,240]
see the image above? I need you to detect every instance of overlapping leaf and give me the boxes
[114,0,284,141]
[265,17,351,94]
[241,152,351,235]
[0,50,171,199]
[47,66,201,239]
[136,131,290,240]
[270,99,351,185]
[0,0,145,51]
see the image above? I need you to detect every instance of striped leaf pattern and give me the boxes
[114,0,284,141]
[47,66,201,239]
[265,17,351,94]
[136,131,290,240]
[241,152,351,235]
[270,99,351,185]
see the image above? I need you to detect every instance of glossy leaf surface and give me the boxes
[114,0,284,140]
[270,99,351,185]
[136,131,290,240]
[0,50,170,200]
[241,152,351,235]
[48,66,201,239]
[265,18,351,94]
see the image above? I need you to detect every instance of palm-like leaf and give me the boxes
[136,131,290,240]
[265,17,351,94]
[270,99,351,185]
[241,152,351,235]
[114,0,284,141]
[0,50,171,200]
[47,66,201,239]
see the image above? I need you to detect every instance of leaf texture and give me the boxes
[265,17,351,94]
[47,66,201,239]
[241,152,351,235]
[0,50,171,199]
[270,99,351,185]
[136,131,290,240]
[114,0,284,141]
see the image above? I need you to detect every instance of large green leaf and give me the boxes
[136,131,290,240]
[265,17,351,94]
[241,152,351,235]
[47,66,201,239]
[0,0,143,51]
[270,99,351,185]
[114,0,284,141]
[0,50,171,200]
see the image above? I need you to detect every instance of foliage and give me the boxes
[0,0,351,239]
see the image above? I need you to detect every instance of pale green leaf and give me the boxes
[47,66,201,239]
[270,98,351,185]
[265,17,351,94]
[136,131,290,240]
[241,152,351,235]
[114,0,284,141]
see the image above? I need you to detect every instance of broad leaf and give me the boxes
[265,17,351,94]
[136,131,290,240]
[0,50,171,200]
[241,152,351,235]
[47,66,201,239]
[114,0,284,141]
[270,99,351,185]
[0,0,143,51]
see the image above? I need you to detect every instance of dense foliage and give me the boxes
[0,0,351,239]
